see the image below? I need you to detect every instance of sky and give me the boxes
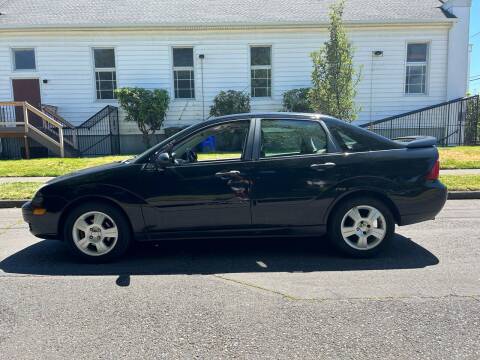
[470,0,480,94]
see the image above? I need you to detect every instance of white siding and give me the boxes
[0,25,451,133]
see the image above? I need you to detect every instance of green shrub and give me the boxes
[115,87,170,147]
[464,96,480,145]
[309,1,361,122]
[282,88,313,113]
[209,90,250,117]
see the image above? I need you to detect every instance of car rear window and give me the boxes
[328,121,396,152]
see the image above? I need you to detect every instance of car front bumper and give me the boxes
[22,201,60,240]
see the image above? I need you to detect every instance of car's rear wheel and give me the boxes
[328,197,395,257]
[64,202,131,262]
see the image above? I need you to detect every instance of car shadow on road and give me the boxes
[0,234,438,278]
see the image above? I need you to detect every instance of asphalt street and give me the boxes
[0,200,479,359]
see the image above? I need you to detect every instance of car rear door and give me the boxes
[250,118,344,229]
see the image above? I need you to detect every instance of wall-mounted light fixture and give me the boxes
[373,50,384,57]
[42,79,48,84]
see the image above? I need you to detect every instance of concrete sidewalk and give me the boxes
[440,169,480,175]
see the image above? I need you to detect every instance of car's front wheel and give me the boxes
[64,202,131,262]
[328,197,395,257]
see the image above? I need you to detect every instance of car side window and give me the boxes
[328,122,392,152]
[260,119,328,158]
[173,120,250,164]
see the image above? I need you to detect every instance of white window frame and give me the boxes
[172,47,195,100]
[405,42,429,96]
[250,45,272,98]
[11,48,37,72]
[92,47,117,101]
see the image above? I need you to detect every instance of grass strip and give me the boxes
[0,182,43,200]
[438,147,480,170]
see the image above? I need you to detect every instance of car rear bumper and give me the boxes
[396,181,448,226]
[22,201,60,240]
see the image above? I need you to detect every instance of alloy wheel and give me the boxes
[340,205,387,250]
[72,211,119,256]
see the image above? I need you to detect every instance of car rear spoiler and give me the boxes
[393,136,437,148]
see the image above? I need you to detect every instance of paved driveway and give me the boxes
[0,201,479,359]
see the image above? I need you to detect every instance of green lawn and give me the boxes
[0,153,244,177]
[0,147,477,177]
[438,147,480,169]
[1,175,478,200]
[439,175,480,191]
[0,182,43,200]
[0,156,131,177]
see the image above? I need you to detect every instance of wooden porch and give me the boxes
[0,101,69,158]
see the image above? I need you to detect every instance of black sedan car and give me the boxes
[23,113,447,262]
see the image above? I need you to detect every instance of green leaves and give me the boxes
[209,90,251,117]
[309,1,361,122]
[282,88,314,113]
[115,87,170,147]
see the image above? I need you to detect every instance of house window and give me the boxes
[405,43,428,95]
[173,47,195,99]
[93,48,117,100]
[250,46,272,97]
[13,49,36,71]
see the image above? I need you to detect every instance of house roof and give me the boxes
[0,0,453,30]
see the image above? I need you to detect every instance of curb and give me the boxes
[447,191,480,200]
[0,200,27,208]
[0,192,479,209]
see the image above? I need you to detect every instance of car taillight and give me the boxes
[426,159,440,180]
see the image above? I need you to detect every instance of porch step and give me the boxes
[27,127,77,157]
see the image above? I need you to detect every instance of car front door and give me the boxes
[251,118,343,230]
[140,119,255,238]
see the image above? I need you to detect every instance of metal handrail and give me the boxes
[360,95,480,128]
[77,105,116,129]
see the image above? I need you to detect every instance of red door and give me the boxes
[12,78,42,127]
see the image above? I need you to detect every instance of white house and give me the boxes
[0,0,472,155]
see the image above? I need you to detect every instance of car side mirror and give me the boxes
[154,152,174,168]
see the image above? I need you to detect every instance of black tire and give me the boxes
[63,201,131,263]
[327,197,395,258]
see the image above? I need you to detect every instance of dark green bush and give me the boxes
[115,87,170,147]
[282,88,313,113]
[209,90,251,117]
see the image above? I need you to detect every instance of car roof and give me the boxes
[208,112,359,128]
[204,112,332,126]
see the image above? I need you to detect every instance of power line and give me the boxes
[471,31,480,38]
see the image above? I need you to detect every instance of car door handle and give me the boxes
[310,162,336,170]
[215,170,241,178]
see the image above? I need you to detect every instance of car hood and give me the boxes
[46,161,129,185]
